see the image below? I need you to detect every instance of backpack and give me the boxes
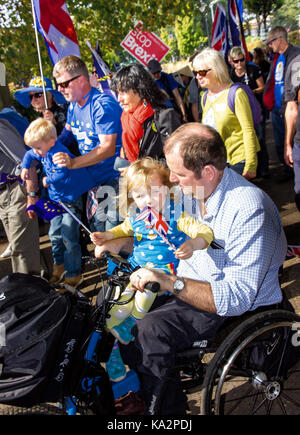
[203,82,262,127]
[138,107,181,160]
[0,119,26,176]
[0,273,91,406]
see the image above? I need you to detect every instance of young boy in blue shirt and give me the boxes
[22,118,97,287]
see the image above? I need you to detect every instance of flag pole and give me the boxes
[59,201,92,235]
[30,0,48,109]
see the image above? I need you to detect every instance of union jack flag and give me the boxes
[135,206,176,250]
[228,0,250,61]
[211,4,229,59]
[32,0,80,65]
[286,245,300,258]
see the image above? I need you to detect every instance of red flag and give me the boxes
[33,0,80,65]
[211,4,230,59]
[228,0,250,61]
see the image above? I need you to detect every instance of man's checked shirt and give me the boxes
[177,167,287,317]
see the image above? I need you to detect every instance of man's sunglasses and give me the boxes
[266,36,280,46]
[232,57,245,64]
[56,74,81,89]
[29,92,43,100]
[194,69,211,77]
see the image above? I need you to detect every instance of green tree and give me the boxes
[244,0,284,31]
[1,0,198,86]
[270,0,300,32]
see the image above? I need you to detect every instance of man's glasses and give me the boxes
[29,92,43,100]
[266,36,280,46]
[194,69,211,77]
[56,74,81,89]
[232,57,245,64]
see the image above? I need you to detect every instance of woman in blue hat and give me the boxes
[15,76,79,155]
[15,76,67,136]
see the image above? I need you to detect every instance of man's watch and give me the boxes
[26,191,40,197]
[173,277,185,295]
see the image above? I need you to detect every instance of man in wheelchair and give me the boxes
[97,123,289,415]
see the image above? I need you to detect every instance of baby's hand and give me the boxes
[21,168,29,181]
[90,231,113,246]
[175,237,208,259]
[174,239,195,260]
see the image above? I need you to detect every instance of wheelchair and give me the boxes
[1,252,299,416]
[174,299,300,415]
[96,252,300,415]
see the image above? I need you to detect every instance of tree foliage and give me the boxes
[244,0,284,30]
[0,0,202,87]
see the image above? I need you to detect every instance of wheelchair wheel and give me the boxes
[201,309,300,415]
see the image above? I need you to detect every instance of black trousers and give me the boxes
[120,294,225,415]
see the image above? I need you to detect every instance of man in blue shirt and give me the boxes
[52,55,122,232]
[264,27,300,181]
[147,59,187,123]
[108,123,288,414]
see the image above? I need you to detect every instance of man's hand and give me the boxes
[284,143,294,167]
[130,268,169,293]
[53,152,72,168]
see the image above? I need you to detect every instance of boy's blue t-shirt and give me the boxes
[274,53,286,108]
[22,140,97,202]
[67,88,123,185]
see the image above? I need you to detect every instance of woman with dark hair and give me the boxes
[111,63,181,163]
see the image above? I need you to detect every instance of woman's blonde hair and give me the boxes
[192,47,230,85]
[24,118,57,147]
[119,157,173,217]
[229,46,245,60]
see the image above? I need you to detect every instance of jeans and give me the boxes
[271,106,293,174]
[256,120,269,175]
[48,197,82,277]
[89,177,121,232]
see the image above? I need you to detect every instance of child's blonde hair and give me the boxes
[119,157,173,217]
[24,118,57,147]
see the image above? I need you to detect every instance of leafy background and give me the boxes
[0,0,299,90]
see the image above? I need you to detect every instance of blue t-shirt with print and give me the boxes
[127,200,188,274]
[274,53,286,108]
[67,87,123,185]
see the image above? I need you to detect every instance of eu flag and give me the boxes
[0,173,23,183]
[26,198,66,220]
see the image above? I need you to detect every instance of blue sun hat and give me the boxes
[14,76,66,108]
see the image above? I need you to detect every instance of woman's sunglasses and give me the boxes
[194,69,211,77]
[29,92,43,100]
[232,57,245,64]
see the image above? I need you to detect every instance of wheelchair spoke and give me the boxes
[201,311,300,415]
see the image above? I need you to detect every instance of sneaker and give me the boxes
[111,317,136,345]
[49,264,66,284]
[106,344,127,382]
[0,244,11,258]
[63,274,83,288]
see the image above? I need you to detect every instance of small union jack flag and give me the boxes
[135,207,176,250]
[86,186,98,221]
